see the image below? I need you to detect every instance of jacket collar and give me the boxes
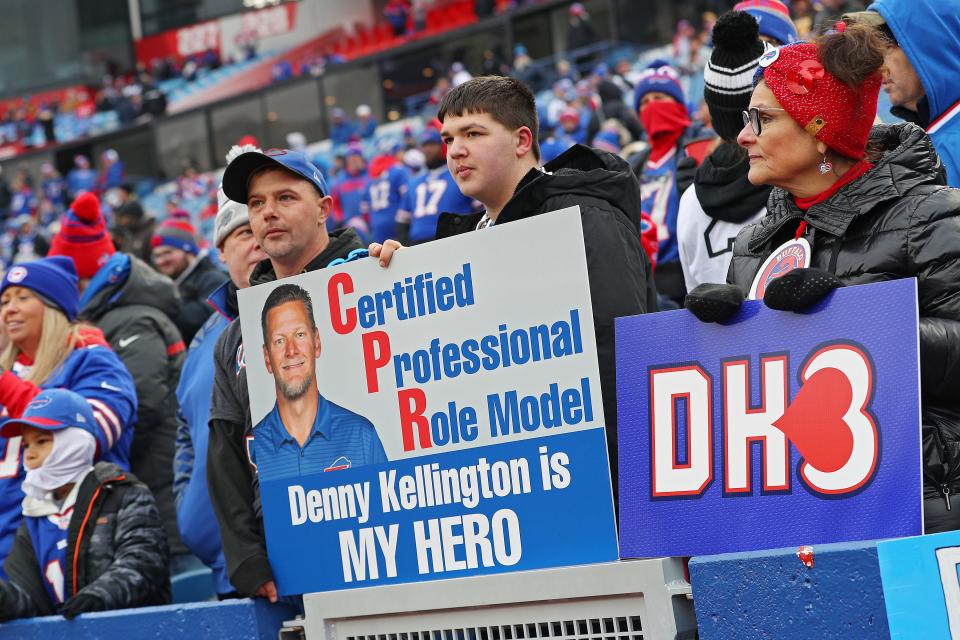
[207,280,237,321]
[249,228,364,287]
[750,123,939,251]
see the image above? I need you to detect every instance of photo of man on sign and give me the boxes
[254,282,387,481]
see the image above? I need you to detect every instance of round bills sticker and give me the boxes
[749,237,811,300]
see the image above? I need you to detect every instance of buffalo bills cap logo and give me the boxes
[27,396,52,410]
[6,266,27,283]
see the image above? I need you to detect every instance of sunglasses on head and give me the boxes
[742,107,788,136]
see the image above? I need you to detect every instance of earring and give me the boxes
[818,154,833,175]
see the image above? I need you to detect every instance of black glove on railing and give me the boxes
[60,593,106,620]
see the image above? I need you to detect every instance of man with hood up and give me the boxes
[846,1,960,187]
[47,192,187,562]
[677,10,774,291]
[371,76,657,506]
[595,80,643,142]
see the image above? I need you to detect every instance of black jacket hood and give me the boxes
[500,144,642,233]
[694,142,772,223]
[81,254,180,320]
[249,227,365,286]
[597,80,625,104]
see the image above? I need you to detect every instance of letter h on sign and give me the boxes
[649,342,879,499]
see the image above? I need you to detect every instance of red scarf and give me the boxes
[640,101,691,163]
[793,160,873,211]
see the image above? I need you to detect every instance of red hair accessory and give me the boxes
[785,60,825,95]
[834,21,846,33]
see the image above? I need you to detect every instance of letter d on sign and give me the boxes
[289,485,307,526]
[650,366,713,497]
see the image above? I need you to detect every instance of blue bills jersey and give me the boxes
[361,164,408,244]
[640,147,682,265]
[397,167,476,244]
[25,509,72,605]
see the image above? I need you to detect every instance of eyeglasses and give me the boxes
[741,107,788,136]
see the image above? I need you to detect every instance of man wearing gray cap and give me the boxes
[173,181,266,599]
[207,146,367,601]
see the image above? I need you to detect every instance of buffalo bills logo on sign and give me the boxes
[6,266,27,283]
[325,456,352,472]
[749,237,811,300]
[235,344,246,376]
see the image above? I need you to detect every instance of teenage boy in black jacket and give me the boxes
[372,76,657,505]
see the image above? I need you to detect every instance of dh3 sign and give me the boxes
[616,279,923,558]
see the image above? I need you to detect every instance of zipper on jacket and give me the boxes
[942,484,952,510]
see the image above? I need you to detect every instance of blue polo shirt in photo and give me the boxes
[252,391,388,482]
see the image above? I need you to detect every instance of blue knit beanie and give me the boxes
[592,129,622,153]
[633,65,685,113]
[1,256,80,321]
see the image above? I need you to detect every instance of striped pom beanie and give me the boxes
[703,10,768,141]
[151,219,200,256]
[733,0,798,46]
[48,192,116,279]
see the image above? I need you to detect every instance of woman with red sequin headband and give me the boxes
[684,22,960,534]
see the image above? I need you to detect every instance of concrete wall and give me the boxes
[0,598,298,640]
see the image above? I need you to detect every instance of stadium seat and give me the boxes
[171,565,216,604]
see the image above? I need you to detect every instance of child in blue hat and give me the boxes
[0,389,169,620]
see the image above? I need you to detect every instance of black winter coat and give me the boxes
[727,123,960,523]
[0,463,170,619]
[174,252,229,346]
[437,144,658,503]
[80,255,186,555]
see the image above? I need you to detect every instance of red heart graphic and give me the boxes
[773,368,853,472]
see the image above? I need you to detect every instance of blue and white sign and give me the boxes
[879,530,960,639]
[238,207,618,595]
[616,279,923,558]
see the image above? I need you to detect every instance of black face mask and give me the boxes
[425,155,446,170]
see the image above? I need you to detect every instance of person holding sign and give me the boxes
[371,76,657,505]
[254,283,386,482]
[209,148,369,602]
[684,23,960,533]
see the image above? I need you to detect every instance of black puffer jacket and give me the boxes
[80,254,186,555]
[727,123,960,528]
[0,463,170,619]
[437,144,658,504]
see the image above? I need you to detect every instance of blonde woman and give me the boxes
[0,256,136,574]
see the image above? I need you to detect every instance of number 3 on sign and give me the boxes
[937,547,960,637]
[0,436,20,479]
